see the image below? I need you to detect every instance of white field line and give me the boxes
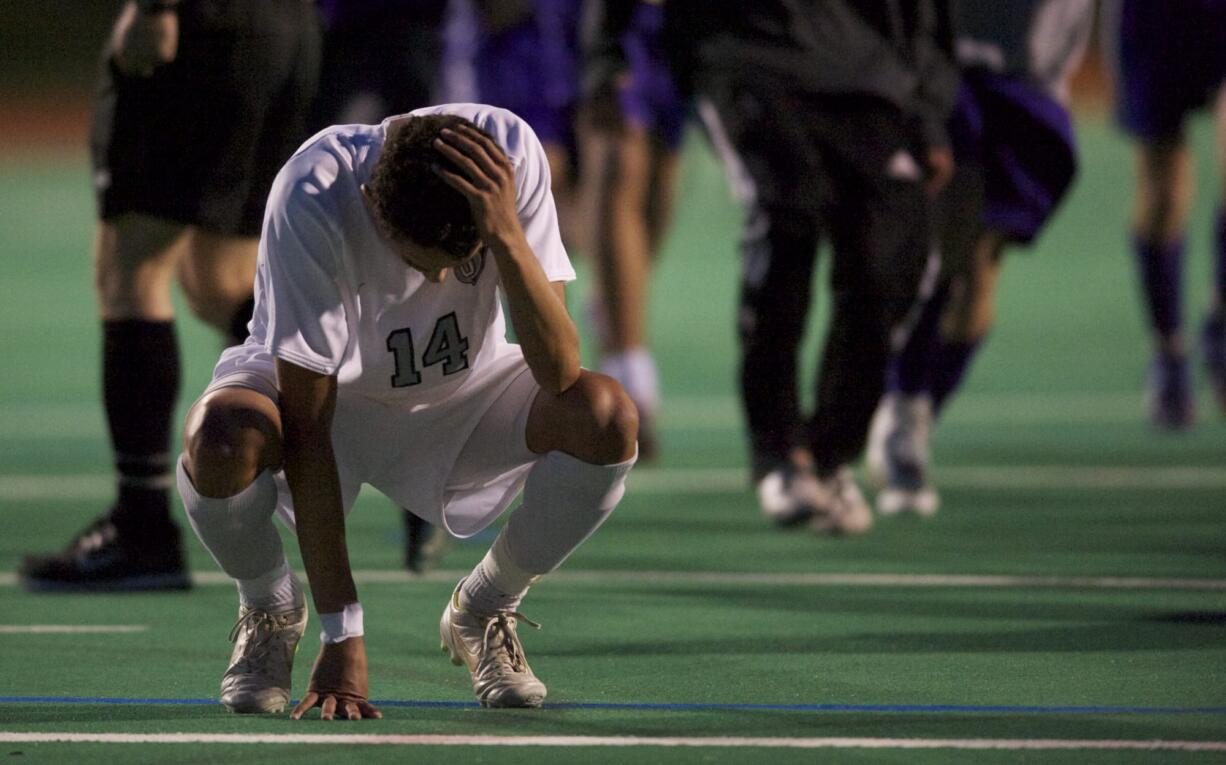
[2,569,1223,591]
[0,625,146,634]
[0,733,1223,751]
[4,464,1226,503]
[626,466,1226,493]
[656,392,1195,429]
[0,392,1198,440]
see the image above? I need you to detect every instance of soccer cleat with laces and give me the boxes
[17,514,190,592]
[809,467,874,535]
[220,601,308,714]
[867,393,939,517]
[439,581,546,708]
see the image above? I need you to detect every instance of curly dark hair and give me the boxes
[366,114,492,259]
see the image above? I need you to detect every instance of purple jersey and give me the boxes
[951,71,1077,244]
[441,0,582,150]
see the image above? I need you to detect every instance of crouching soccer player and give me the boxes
[176,105,637,717]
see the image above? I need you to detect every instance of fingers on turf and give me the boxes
[290,692,318,720]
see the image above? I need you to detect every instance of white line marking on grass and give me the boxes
[4,570,1221,591]
[0,733,1223,751]
[0,625,146,634]
[0,392,1204,440]
[657,392,1205,429]
[5,464,1226,502]
[626,466,1226,493]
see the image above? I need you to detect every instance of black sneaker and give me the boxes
[403,509,450,574]
[18,514,191,592]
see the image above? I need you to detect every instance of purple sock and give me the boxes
[889,282,949,395]
[930,338,981,414]
[1214,211,1226,311]
[1133,236,1184,337]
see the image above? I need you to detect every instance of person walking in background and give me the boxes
[19,0,320,592]
[581,0,686,461]
[1106,0,1226,428]
[312,0,447,128]
[869,0,1095,517]
[623,0,958,533]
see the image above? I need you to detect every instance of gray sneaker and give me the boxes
[440,581,546,708]
[867,393,939,517]
[220,603,308,714]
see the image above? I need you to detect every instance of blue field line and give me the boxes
[1,696,1224,715]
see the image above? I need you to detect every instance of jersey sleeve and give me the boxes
[258,162,350,376]
[509,120,577,284]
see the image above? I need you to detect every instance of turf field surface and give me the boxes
[0,113,1224,763]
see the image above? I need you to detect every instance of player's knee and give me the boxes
[183,396,280,498]
[578,374,639,464]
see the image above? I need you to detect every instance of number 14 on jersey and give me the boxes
[386,312,470,388]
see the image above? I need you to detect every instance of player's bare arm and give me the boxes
[434,125,581,394]
[276,358,381,721]
[110,0,180,77]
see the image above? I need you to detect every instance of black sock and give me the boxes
[227,297,255,346]
[102,320,180,538]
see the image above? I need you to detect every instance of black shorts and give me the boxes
[90,0,321,237]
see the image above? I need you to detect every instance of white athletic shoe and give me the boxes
[867,393,940,517]
[440,581,547,708]
[756,464,820,526]
[809,467,874,535]
[220,602,308,714]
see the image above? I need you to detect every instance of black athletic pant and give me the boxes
[705,82,932,478]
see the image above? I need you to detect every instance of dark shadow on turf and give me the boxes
[1142,611,1226,625]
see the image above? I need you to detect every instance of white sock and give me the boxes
[599,348,660,417]
[236,557,302,613]
[460,450,636,614]
[177,456,292,600]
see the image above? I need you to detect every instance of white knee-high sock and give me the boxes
[460,450,636,615]
[176,456,299,611]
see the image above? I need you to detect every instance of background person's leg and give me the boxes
[1132,137,1195,427]
[19,214,190,591]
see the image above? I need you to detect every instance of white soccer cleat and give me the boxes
[809,467,874,535]
[755,465,820,526]
[220,602,308,714]
[867,393,940,517]
[440,581,547,708]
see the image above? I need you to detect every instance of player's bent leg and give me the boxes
[441,371,637,708]
[177,230,259,344]
[179,387,306,714]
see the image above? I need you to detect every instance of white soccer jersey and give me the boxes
[250,103,575,406]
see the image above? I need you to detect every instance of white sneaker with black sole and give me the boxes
[756,464,821,526]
